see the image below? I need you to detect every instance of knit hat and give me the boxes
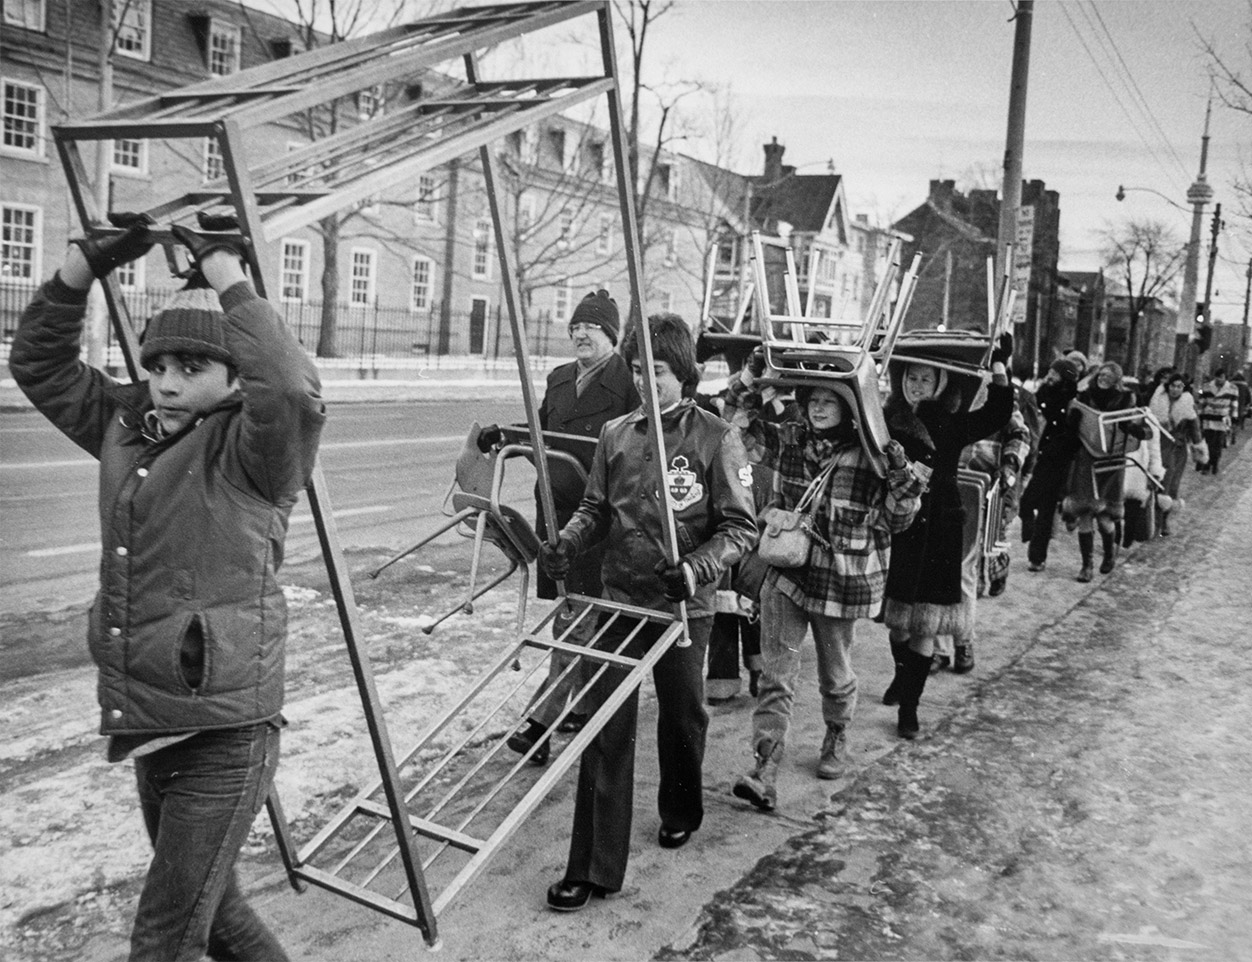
[1049,357,1080,383]
[1065,350,1088,374]
[140,287,231,368]
[622,312,700,396]
[569,289,620,345]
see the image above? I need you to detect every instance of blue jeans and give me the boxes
[752,583,857,750]
[130,724,287,962]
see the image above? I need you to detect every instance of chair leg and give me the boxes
[421,559,519,634]
[368,508,476,579]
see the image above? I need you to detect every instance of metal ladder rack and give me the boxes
[51,1,689,946]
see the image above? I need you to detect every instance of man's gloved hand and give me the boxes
[539,539,574,580]
[476,424,504,453]
[72,212,155,279]
[170,223,249,267]
[999,464,1018,491]
[654,558,696,603]
[748,347,767,378]
[990,332,1014,367]
[885,439,910,471]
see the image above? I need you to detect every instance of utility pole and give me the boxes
[1241,257,1251,371]
[85,0,116,370]
[1181,99,1215,380]
[1195,202,1222,383]
[995,0,1033,361]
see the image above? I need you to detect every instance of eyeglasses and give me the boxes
[569,323,600,334]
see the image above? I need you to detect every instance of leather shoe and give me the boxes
[546,879,604,912]
[506,720,550,766]
[658,826,692,849]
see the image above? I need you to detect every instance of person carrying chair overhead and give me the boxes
[478,290,639,764]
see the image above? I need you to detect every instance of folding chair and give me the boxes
[370,422,543,636]
[738,231,921,476]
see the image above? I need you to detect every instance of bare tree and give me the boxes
[1100,219,1187,371]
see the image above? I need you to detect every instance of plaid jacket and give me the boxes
[723,377,926,619]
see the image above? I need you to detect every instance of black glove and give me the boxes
[170,223,249,266]
[885,439,910,471]
[539,540,574,580]
[476,424,503,453]
[72,212,155,279]
[991,332,1014,367]
[748,347,767,378]
[654,558,695,603]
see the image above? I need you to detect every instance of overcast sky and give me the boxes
[636,0,1249,317]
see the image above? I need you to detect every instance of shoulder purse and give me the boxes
[757,459,836,568]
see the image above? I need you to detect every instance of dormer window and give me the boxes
[209,21,241,76]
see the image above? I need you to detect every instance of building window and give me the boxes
[553,280,573,324]
[411,256,433,310]
[280,239,309,302]
[597,213,613,256]
[414,173,437,223]
[664,228,677,265]
[111,138,146,175]
[1,204,40,283]
[716,237,738,273]
[113,0,151,60]
[350,248,376,306]
[209,21,241,76]
[548,127,569,171]
[115,257,144,290]
[204,138,224,181]
[658,290,673,313]
[3,0,45,31]
[657,162,679,201]
[2,79,43,157]
[558,209,574,248]
[472,217,493,280]
[517,193,534,233]
[357,85,384,121]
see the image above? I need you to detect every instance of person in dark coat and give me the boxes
[881,336,1015,739]
[481,290,640,763]
[1017,357,1081,571]
[1062,361,1150,580]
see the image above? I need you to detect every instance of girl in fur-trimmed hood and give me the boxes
[881,344,1014,740]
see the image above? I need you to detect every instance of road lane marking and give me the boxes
[1,435,463,471]
[25,505,396,555]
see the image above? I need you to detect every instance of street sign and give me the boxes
[1011,205,1034,326]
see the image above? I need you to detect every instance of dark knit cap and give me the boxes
[139,287,231,368]
[1049,357,1080,383]
[569,289,620,345]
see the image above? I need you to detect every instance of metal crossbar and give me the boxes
[51,1,686,947]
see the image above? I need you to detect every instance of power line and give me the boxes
[1081,1,1191,183]
[1058,2,1187,196]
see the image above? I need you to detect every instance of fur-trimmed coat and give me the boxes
[1062,385,1149,524]
[883,377,1013,637]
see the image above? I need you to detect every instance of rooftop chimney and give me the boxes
[763,137,785,183]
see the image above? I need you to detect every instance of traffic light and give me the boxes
[1196,321,1213,353]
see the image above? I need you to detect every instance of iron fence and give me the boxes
[1,283,573,364]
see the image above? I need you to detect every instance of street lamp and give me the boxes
[1115,184,1190,214]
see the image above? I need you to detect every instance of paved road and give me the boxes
[0,400,524,618]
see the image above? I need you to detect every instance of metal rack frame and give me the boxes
[51,2,688,946]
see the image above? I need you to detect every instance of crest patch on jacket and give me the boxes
[666,455,705,511]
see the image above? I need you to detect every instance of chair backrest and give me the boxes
[447,422,500,510]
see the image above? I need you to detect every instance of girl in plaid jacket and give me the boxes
[721,359,928,811]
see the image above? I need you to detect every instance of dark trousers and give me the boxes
[564,615,711,893]
[1019,457,1067,565]
[1203,428,1227,473]
[130,724,287,962]
[707,611,761,682]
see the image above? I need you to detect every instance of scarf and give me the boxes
[1148,385,1196,430]
[574,351,614,396]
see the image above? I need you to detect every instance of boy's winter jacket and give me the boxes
[560,398,757,618]
[10,276,325,736]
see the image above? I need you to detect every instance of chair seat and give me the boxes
[451,492,542,563]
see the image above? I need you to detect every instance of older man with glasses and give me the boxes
[480,290,640,762]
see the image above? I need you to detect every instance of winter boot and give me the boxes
[896,648,932,740]
[1099,528,1117,574]
[507,719,551,766]
[733,737,783,811]
[881,639,909,706]
[1077,532,1094,583]
[953,643,975,674]
[816,726,848,780]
